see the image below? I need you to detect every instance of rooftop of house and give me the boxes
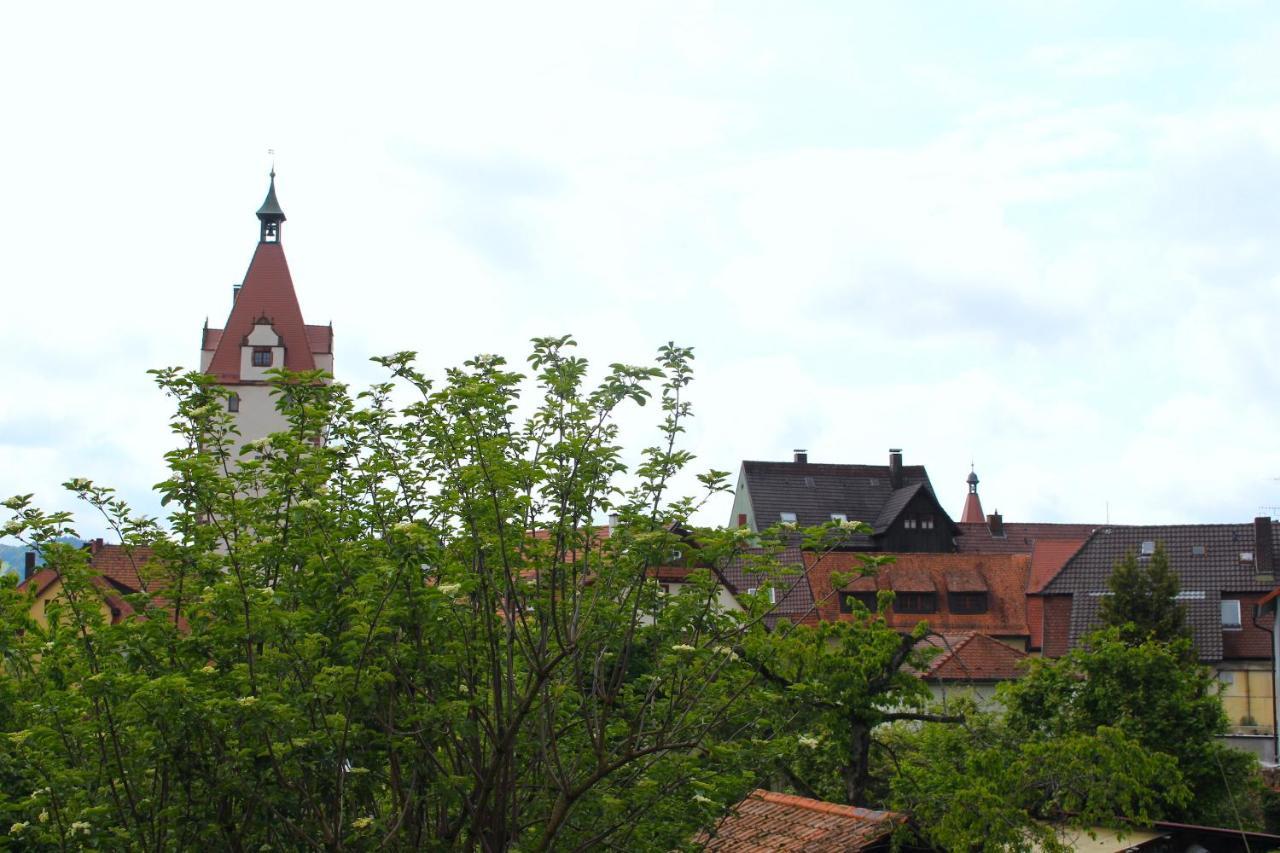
[805,551,1031,637]
[699,789,903,852]
[718,544,818,628]
[955,521,1099,554]
[1039,521,1280,661]
[914,631,1028,682]
[739,450,945,539]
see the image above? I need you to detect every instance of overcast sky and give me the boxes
[4,0,1280,541]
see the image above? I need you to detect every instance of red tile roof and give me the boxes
[960,492,984,524]
[805,551,1031,638]
[700,789,902,851]
[915,632,1028,681]
[1026,539,1087,650]
[205,242,318,382]
[955,522,1098,555]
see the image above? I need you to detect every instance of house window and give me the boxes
[894,592,937,614]
[659,583,672,595]
[920,515,935,530]
[227,393,240,413]
[948,592,988,614]
[779,512,798,525]
[1221,599,1242,630]
[253,348,273,367]
[903,518,918,530]
[839,591,878,613]
[831,513,848,523]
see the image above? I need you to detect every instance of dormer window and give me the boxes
[1222,599,1242,629]
[253,348,274,367]
[948,591,988,614]
[839,591,878,613]
[1140,540,1156,557]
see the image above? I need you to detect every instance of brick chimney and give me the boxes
[23,551,36,582]
[888,448,903,489]
[793,449,808,464]
[987,510,1005,538]
[1255,516,1274,577]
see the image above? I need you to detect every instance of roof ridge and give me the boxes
[751,789,894,820]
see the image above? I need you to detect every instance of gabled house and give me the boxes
[1036,518,1279,744]
[17,539,157,629]
[914,631,1029,707]
[729,449,959,552]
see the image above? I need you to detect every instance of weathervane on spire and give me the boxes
[268,148,276,179]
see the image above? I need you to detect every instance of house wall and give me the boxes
[1216,663,1275,732]
[29,577,116,630]
[728,469,754,530]
[226,384,290,452]
[877,491,956,553]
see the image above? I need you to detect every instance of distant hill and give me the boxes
[0,537,85,576]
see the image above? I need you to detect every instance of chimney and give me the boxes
[1255,516,1275,577]
[793,449,808,464]
[23,551,36,582]
[987,510,1005,538]
[888,448,903,489]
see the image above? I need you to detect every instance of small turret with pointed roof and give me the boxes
[256,169,286,243]
[961,463,985,523]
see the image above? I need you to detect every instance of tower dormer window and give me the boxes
[253,348,273,367]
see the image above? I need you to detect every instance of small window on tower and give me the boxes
[227,393,240,413]
[253,348,273,367]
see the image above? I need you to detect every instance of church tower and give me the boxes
[960,464,984,523]
[200,171,333,446]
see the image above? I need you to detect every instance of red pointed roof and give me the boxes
[205,242,317,382]
[960,491,984,523]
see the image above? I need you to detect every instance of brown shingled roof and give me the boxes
[955,522,1098,555]
[806,551,1030,639]
[700,789,902,851]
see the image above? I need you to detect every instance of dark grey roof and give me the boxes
[256,173,286,221]
[1042,522,1279,662]
[741,460,934,532]
[1041,523,1280,595]
[718,544,814,629]
[1066,590,1224,661]
[873,483,925,534]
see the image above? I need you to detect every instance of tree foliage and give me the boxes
[0,339,770,851]
[1099,542,1189,645]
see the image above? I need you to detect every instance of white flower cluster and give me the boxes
[70,820,91,835]
[797,735,820,749]
[236,696,258,707]
[670,644,696,653]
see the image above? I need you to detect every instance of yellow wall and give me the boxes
[1218,668,1275,732]
[27,577,117,631]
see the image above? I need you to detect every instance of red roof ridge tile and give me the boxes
[750,789,902,822]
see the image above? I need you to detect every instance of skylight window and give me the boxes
[831,513,848,523]
[1140,540,1155,557]
[779,512,797,525]
[1192,545,1205,556]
